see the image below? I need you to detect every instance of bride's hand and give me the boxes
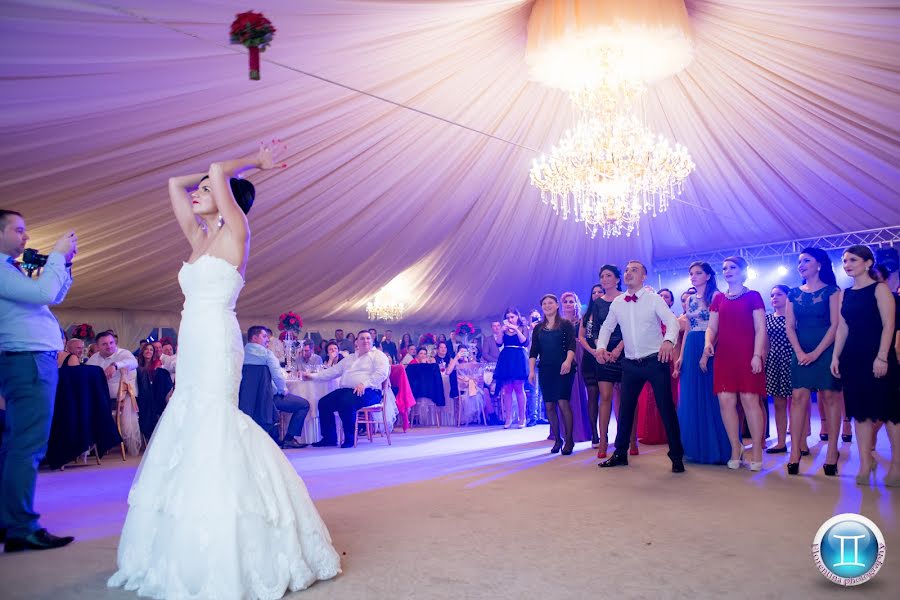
[257,139,288,170]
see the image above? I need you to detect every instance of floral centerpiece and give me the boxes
[72,323,95,340]
[229,11,276,80]
[278,311,302,334]
[454,321,476,338]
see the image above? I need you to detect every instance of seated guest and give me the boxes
[297,341,323,369]
[243,326,310,449]
[58,337,84,367]
[87,331,138,410]
[344,332,356,355]
[400,344,417,366]
[87,330,141,454]
[399,333,413,356]
[159,337,177,378]
[335,328,354,354]
[323,341,343,368]
[410,347,433,364]
[305,331,390,448]
[368,328,381,349]
[381,329,399,363]
[86,342,98,359]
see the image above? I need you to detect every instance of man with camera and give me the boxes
[0,209,77,552]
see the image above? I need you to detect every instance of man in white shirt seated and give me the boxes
[243,326,309,449]
[400,344,416,366]
[87,331,137,410]
[159,338,177,378]
[304,331,390,448]
[296,341,323,370]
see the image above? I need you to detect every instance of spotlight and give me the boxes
[747,267,759,281]
[776,265,788,276]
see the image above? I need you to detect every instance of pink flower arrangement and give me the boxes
[278,311,302,333]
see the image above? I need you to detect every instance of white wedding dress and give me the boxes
[108,255,341,599]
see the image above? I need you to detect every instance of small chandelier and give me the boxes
[366,294,405,321]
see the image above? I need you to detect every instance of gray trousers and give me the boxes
[0,351,58,537]
[273,392,310,439]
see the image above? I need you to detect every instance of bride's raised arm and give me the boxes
[208,140,288,242]
[168,172,208,244]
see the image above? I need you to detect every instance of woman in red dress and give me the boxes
[705,256,767,471]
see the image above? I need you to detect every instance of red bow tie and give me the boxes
[624,294,638,303]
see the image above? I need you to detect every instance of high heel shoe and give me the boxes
[749,460,763,472]
[727,450,743,470]
[591,437,600,449]
[856,462,876,485]
[823,451,840,477]
[561,440,574,456]
[787,462,800,475]
[550,439,562,454]
[819,433,829,441]
[629,444,639,456]
[503,418,513,429]
[842,434,852,443]
[597,441,608,459]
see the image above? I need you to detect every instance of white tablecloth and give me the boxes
[285,378,398,444]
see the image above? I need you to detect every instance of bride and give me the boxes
[108,141,341,599]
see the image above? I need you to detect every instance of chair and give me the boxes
[456,374,487,427]
[354,380,392,447]
[238,364,279,442]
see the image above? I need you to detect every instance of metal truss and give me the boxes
[653,226,900,273]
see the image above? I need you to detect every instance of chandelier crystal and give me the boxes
[366,295,405,321]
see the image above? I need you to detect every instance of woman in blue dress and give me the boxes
[674,261,730,464]
[494,307,529,428]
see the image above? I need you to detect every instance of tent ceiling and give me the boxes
[2,0,898,323]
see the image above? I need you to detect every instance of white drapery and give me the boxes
[2,0,898,325]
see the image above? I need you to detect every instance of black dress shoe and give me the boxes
[819,433,828,441]
[599,454,628,468]
[765,445,787,454]
[550,439,562,454]
[787,462,800,475]
[561,441,574,456]
[800,449,810,457]
[311,440,337,447]
[672,458,685,473]
[842,434,853,443]
[5,529,74,553]
[281,438,308,449]
[340,441,355,449]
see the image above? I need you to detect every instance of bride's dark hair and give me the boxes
[199,176,255,214]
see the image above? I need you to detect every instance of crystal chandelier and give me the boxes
[366,294,405,321]
[530,85,695,238]
[526,0,696,238]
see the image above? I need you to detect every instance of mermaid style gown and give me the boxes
[108,255,341,599]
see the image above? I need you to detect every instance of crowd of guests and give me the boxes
[507,246,898,486]
[41,246,899,483]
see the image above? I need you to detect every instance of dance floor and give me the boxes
[1,411,899,599]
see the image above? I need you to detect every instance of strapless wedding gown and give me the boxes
[108,255,341,599]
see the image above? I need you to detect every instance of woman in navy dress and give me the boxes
[494,307,529,428]
[764,285,793,453]
[784,247,841,476]
[529,294,577,454]
[832,245,900,486]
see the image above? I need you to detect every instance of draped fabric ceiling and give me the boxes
[2,0,899,329]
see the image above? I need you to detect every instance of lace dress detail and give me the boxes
[108,255,341,599]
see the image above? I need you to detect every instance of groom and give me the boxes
[595,261,685,473]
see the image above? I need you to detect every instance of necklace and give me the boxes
[725,286,748,300]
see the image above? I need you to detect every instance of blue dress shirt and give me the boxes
[0,251,72,351]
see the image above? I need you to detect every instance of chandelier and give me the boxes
[366,288,406,321]
[526,0,696,238]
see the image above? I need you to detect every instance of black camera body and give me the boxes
[21,248,48,274]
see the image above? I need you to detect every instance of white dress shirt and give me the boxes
[400,353,414,366]
[87,348,138,398]
[243,342,287,395]
[596,287,679,360]
[308,348,390,390]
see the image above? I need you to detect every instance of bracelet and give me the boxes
[875,357,888,363]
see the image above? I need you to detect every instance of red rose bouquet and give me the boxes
[278,311,302,334]
[454,321,476,337]
[418,333,435,346]
[229,11,276,80]
[72,323,95,340]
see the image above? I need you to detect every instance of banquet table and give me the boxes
[285,377,398,444]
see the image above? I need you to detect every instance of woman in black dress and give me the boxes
[529,294,576,454]
[578,265,626,458]
[832,245,899,486]
[765,285,793,453]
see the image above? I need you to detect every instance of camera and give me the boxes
[22,248,48,268]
